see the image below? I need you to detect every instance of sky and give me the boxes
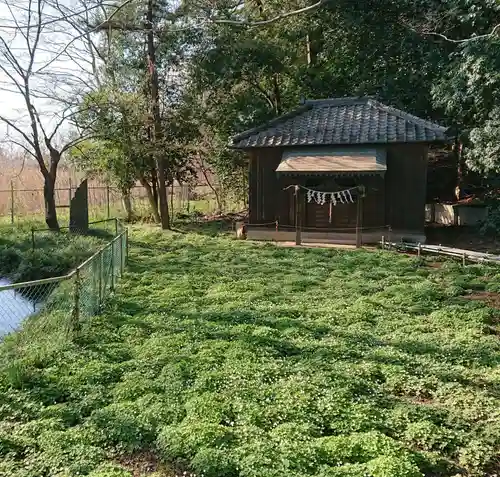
[0,0,97,149]
[0,0,188,161]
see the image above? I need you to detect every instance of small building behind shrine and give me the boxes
[230,97,451,245]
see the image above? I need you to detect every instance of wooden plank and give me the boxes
[386,144,427,232]
[248,152,259,223]
[356,192,363,247]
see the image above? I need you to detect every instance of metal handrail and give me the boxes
[0,275,72,291]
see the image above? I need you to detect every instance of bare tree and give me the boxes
[0,0,133,230]
[0,0,85,228]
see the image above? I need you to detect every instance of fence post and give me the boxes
[125,228,129,265]
[170,184,175,224]
[99,249,104,302]
[111,240,115,291]
[118,234,123,277]
[106,185,111,219]
[71,269,81,337]
[31,228,35,252]
[115,217,118,236]
[10,181,14,224]
[92,252,98,314]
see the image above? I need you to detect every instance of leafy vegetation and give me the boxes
[0,223,110,282]
[1,227,499,476]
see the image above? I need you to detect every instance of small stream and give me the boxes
[0,278,37,338]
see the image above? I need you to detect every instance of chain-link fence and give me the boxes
[0,220,128,343]
[29,218,123,251]
[0,183,244,223]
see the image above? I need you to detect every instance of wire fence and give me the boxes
[30,218,123,251]
[0,183,243,223]
[0,219,128,343]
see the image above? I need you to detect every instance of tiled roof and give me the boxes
[231,97,449,148]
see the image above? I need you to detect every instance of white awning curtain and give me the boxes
[276,148,387,175]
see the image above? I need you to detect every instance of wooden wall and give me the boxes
[361,175,386,228]
[248,149,288,224]
[385,144,428,232]
[248,144,428,232]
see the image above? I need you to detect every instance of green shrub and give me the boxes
[191,447,237,477]
[88,402,157,452]
[88,463,133,477]
[366,455,423,477]
[317,431,409,465]
[403,420,459,452]
[458,439,497,475]
[157,422,235,460]
[0,227,106,281]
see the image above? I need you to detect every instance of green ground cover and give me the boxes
[1,226,500,477]
[0,222,113,282]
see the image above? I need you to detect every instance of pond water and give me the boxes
[0,278,37,338]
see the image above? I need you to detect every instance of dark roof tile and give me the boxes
[231,97,449,148]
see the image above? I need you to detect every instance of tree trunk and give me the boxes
[151,167,159,209]
[306,29,323,66]
[140,177,161,223]
[147,0,169,229]
[306,34,313,65]
[272,75,282,115]
[121,188,133,222]
[455,139,465,200]
[43,173,59,231]
[198,156,223,211]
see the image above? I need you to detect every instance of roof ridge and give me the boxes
[231,105,311,143]
[304,97,372,107]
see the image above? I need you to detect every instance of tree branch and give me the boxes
[403,16,500,44]
[34,0,137,74]
[0,1,126,30]
[94,0,330,32]
[422,23,500,43]
[0,114,36,148]
[0,138,36,159]
[60,133,99,154]
[211,0,329,27]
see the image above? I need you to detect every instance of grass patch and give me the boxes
[1,226,500,477]
[0,222,113,282]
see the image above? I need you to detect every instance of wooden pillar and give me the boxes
[356,186,365,248]
[295,186,302,246]
[249,153,258,224]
